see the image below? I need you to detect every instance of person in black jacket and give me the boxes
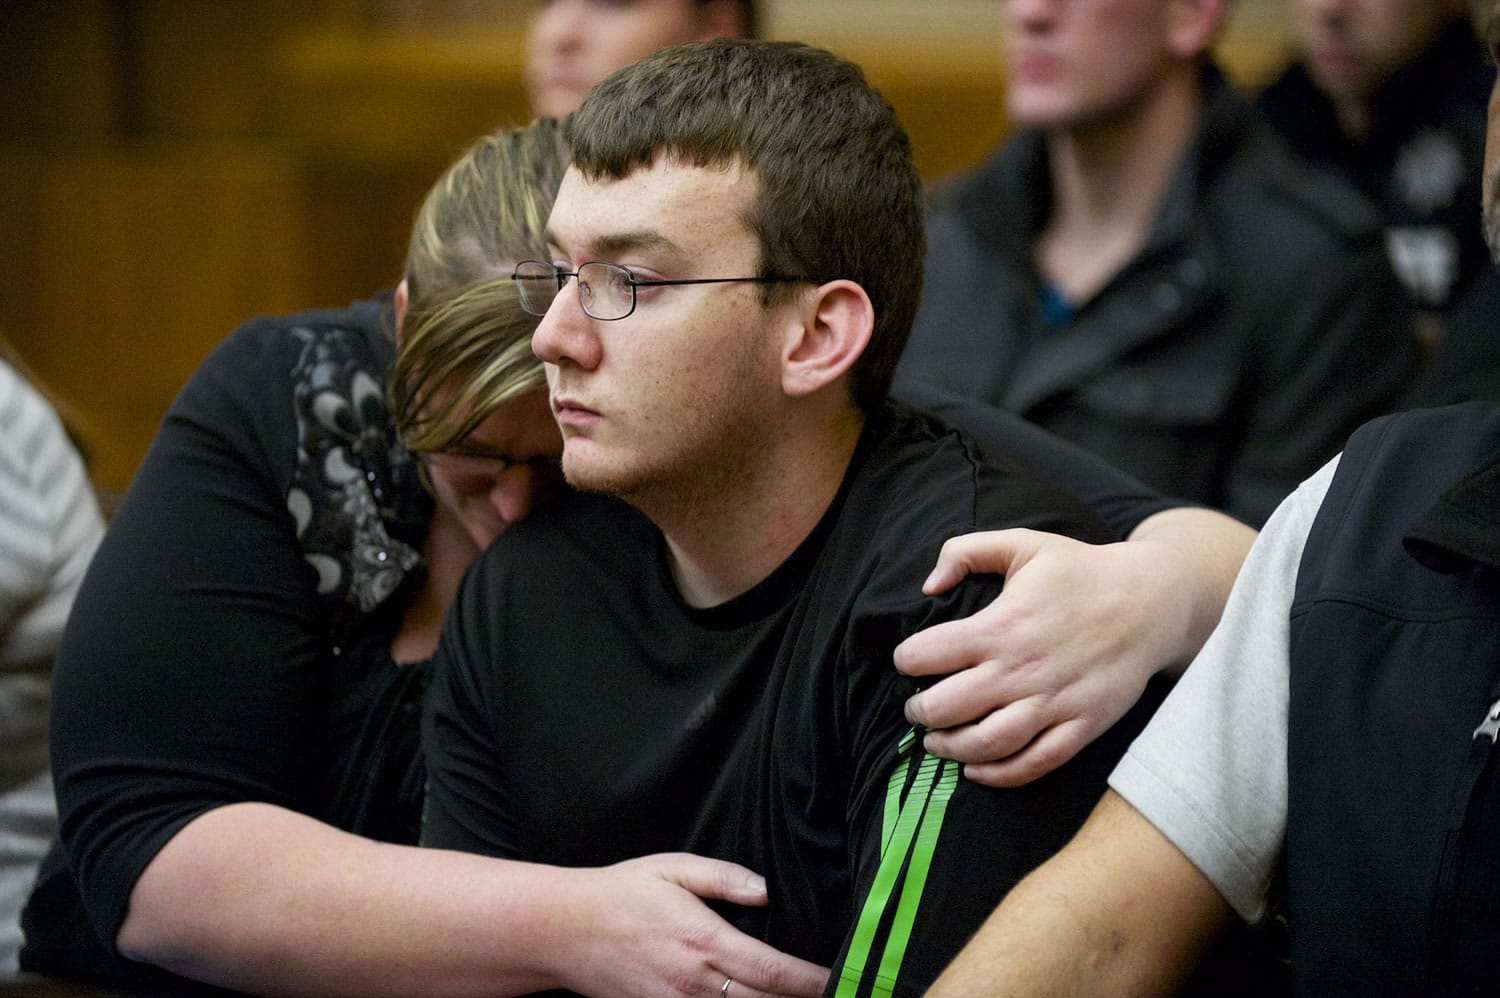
[893,0,1418,527]
[1257,0,1487,353]
[923,5,1500,992]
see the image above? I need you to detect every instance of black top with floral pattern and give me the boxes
[21,295,434,992]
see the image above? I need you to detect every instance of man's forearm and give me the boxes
[925,790,1233,996]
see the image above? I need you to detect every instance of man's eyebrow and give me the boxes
[545,230,684,261]
[591,231,680,257]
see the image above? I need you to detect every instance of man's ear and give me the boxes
[696,0,749,41]
[394,277,409,345]
[781,280,873,399]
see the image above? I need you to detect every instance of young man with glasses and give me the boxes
[420,39,1179,997]
[516,0,1261,806]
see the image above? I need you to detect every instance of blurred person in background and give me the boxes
[894,0,1418,527]
[923,11,1500,994]
[0,342,103,977]
[524,0,756,117]
[1257,0,1488,356]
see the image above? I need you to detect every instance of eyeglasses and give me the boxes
[512,260,813,321]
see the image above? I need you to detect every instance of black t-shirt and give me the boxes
[423,402,1167,998]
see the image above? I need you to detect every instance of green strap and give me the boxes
[872,758,959,995]
[881,728,918,856]
[836,730,961,997]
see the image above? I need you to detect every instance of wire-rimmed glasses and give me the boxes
[512,260,814,320]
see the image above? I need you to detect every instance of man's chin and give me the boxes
[561,455,635,498]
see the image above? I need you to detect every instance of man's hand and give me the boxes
[559,853,830,998]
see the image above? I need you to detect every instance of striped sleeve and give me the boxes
[835,727,963,998]
[0,360,104,672]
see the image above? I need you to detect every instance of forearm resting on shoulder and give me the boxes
[1125,507,1255,675]
[924,790,1232,997]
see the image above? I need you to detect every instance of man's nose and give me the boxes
[531,276,602,370]
[531,0,586,50]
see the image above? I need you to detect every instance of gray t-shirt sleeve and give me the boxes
[1108,456,1337,923]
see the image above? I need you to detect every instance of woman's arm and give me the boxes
[120,803,827,998]
[889,385,1255,788]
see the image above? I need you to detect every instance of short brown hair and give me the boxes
[390,119,569,454]
[565,39,924,413]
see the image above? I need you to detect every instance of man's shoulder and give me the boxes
[1325,402,1500,512]
[1191,69,1379,250]
[848,401,1113,547]
[1296,403,1500,604]
[468,488,653,591]
[1253,61,1334,145]
[924,134,1043,249]
[1340,402,1500,468]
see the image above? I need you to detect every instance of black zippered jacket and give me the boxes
[1286,402,1500,994]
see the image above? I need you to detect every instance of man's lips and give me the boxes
[1311,42,1360,77]
[530,66,585,93]
[552,396,601,424]
[1010,49,1060,84]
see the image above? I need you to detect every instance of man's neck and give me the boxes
[1035,68,1202,303]
[1331,94,1372,144]
[644,408,866,609]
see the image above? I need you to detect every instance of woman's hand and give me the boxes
[558,853,830,998]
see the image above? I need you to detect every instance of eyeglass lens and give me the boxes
[514,261,636,320]
[513,261,561,316]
